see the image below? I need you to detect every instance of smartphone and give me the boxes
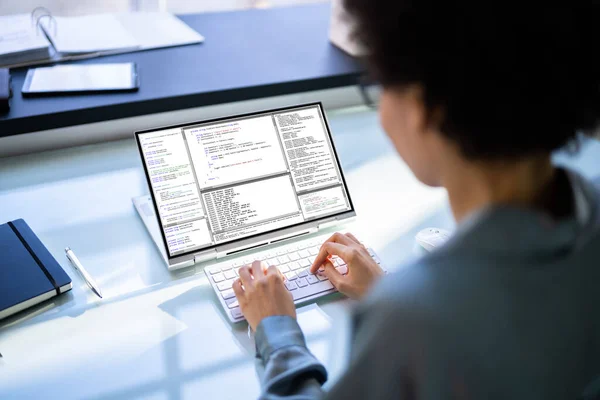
[22,63,139,96]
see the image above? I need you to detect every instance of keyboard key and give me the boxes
[297,269,308,278]
[308,256,316,264]
[297,242,310,250]
[276,250,287,256]
[224,270,236,280]
[221,264,233,272]
[317,274,328,281]
[298,258,311,268]
[298,249,310,258]
[212,273,225,283]
[285,271,297,280]
[292,280,334,300]
[285,281,297,291]
[306,274,319,284]
[231,307,243,319]
[288,252,300,261]
[207,265,222,274]
[226,298,239,309]
[308,247,319,256]
[266,258,278,267]
[289,261,301,270]
[277,255,290,264]
[217,281,233,291]
[319,280,334,290]
[278,264,290,273]
[221,289,236,300]
[296,277,309,287]
[336,265,348,275]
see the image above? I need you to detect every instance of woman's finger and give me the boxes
[344,232,362,246]
[238,265,254,288]
[232,278,245,300]
[310,233,354,273]
[321,260,345,289]
[266,264,284,282]
[251,260,265,279]
[311,241,353,273]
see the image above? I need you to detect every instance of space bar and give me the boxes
[292,280,335,301]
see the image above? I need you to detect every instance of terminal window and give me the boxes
[139,104,352,257]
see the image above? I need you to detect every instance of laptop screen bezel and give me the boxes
[135,102,355,261]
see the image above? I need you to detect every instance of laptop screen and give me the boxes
[136,103,353,258]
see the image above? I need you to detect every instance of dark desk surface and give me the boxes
[0,3,362,137]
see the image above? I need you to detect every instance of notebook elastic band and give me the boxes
[8,221,60,296]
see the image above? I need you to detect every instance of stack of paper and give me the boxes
[0,12,205,69]
[115,12,205,51]
[43,12,204,56]
[0,14,52,67]
[43,14,140,55]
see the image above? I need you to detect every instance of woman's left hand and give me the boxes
[233,260,296,331]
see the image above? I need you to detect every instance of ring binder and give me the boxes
[31,6,58,38]
[35,15,57,39]
[1,8,204,69]
[0,13,52,68]
[30,6,52,23]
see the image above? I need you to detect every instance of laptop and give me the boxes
[133,102,383,322]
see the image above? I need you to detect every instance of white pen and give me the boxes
[65,247,103,299]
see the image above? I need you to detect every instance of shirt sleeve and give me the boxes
[253,303,426,400]
[254,315,328,399]
[254,268,462,400]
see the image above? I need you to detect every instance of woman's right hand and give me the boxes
[310,232,384,300]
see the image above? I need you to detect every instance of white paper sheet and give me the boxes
[0,14,51,64]
[45,14,140,54]
[116,12,204,51]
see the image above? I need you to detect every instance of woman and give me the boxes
[232,0,600,398]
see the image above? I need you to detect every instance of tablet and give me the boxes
[22,63,139,96]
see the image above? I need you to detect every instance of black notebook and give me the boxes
[0,219,72,320]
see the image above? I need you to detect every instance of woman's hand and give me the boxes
[233,260,296,331]
[310,232,384,300]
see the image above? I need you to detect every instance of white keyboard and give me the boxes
[204,236,383,323]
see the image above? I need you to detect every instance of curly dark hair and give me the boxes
[344,0,600,159]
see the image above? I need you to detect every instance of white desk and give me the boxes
[1,106,598,400]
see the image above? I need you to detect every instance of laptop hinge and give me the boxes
[172,259,195,269]
[217,228,319,260]
[317,217,338,230]
[194,249,218,264]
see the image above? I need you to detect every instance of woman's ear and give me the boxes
[379,85,446,187]
[407,86,445,137]
[425,106,446,135]
[400,85,428,136]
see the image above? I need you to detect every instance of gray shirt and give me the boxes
[254,170,600,399]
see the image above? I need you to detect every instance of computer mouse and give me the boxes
[415,228,452,252]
